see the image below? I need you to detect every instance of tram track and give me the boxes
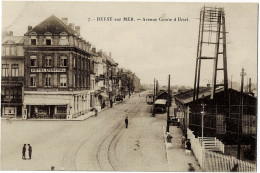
[61,102,131,170]
[95,97,143,171]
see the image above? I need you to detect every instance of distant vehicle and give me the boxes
[169,116,179,126]
[154,99,167,113]
[146,94,154,105]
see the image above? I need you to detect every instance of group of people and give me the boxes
[22,144,32,160]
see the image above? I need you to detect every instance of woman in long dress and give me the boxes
[25,144,30,160]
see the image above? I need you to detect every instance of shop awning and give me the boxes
[154,99,167,105]
[24,95,70,105]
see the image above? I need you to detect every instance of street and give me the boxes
[1,92,168,171]
[1,92,198,171]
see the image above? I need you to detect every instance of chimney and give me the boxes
[28,26,32,32]
[75,26,80,35]
[92,47,96,53]
[9,31,13,36]
[68,23,75,30]
[61,18,68,25]
[249,78,252,93]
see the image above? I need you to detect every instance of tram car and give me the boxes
[154,99,167,113]
[146,94,154,105]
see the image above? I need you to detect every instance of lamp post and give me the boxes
[166,75,170,133]
[201,103,206,141]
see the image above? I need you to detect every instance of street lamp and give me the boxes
[201,103,206,141]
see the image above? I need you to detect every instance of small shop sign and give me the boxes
[31,68,66,72]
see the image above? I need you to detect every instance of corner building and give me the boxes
[23,15,94,119]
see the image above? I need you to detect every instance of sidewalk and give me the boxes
[163,125,202,172]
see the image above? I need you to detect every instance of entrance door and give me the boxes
[50,106,55,118]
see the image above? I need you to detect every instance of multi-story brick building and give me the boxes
[23,15,95,119]
[1,31,24,118]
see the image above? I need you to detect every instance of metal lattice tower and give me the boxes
[193,6,228,101]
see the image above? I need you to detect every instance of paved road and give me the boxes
[1,91,169,171]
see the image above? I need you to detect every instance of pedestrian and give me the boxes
[95,108,98,116]
[166,132,173,143]
[181,135,186,148]
[22,144,26,160]
[51,166,55,171]
[110,99,113,108]
[28,144,32,159]
[177,118,180,128]
[125,117,128,128]
[185,139,191,156]
[188,163,195,172]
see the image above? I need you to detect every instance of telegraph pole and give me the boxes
[166,75,170,133]
[154,78,156,102]
[237,67,246,159]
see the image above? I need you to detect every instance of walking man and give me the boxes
[110,99,113,108]
[188,163,195,172]
[28,144,32,159]
[22,144,26,160]
[125,117,128,128]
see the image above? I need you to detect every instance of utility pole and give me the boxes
[166,75,170,133]
[201,103,206,141]
[237,67,246,159]
[153,78,156,102]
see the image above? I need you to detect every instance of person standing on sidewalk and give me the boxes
[185,139,191,155]
[125,117,128,128]
[181,135,186,148]
[22,144,26,160]
[28,144,32,159]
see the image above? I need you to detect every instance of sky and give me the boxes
[2,1,258,87]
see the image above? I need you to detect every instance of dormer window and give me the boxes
[45,36,52,45]
[46,39,51,45]
[31,38,36,45]
[30,34,37,45]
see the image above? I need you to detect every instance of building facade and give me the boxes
[23,16,94,119]
[1,31,24,118]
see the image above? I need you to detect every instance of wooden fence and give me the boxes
[204,151,256,172]
[187,128,256,172]
[198,137,225,153]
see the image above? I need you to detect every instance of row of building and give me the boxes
[1,15,141,119]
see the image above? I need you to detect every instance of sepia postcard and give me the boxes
[1,1,258,172]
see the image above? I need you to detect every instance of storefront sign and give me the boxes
[176,112,184,118]
[31,68,66,73]
[37,88,59,92]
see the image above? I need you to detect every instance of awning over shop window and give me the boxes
[24,95,70,105]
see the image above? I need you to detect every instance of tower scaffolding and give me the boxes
[193,6,228,101]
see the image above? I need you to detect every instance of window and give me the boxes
[30,74,36,87]
[73,58,76,68]
[45,74,51,87]
[30,56,37,67]
[57,105,67,114]
[46,39,51,45]
[31,39,36,45]
[2,64,9,77]
[60,74,67,87]
[60,56,68,66]
[45,56,52,67]
[216,114,226,134]
[11,64,19,77]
